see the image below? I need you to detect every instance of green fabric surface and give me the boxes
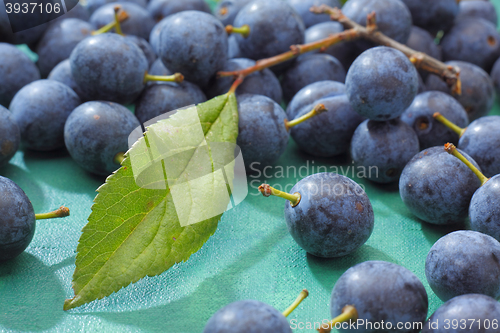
[2,1,500,331]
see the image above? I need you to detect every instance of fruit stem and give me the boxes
[143,72,184,84]
[35,206,70,220]
[114,152,125,165]
[91,21,117,35]
[225,24,250,38]
[113,6,124,36]
[282,289,309,317]
[258,184,301,207]
[219,5,228,16]
[444,143,489,186]
[285,103,327,131]
[317,305,358,333]
[433,112,466,137]
[91,7,129,36]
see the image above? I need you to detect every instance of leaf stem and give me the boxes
[285,103,327,131]
[225,24,250,38]
[114,152,125,165]
[143,72,184,84]
[35,206,70,220]
[433,112,466,137]
[444,143,489,186]
[228,75,244,94]
[317,305,358,333]
[258,184,301,207]
[282,289,309,317]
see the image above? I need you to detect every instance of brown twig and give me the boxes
[218,29,359,78]
[311,5,461,95]
[218,6,461,95]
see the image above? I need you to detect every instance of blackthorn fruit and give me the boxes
[456,0,498,25]
[346,46,419,121]
[64,101,141,175]
[350,119,420,183]
[203,299,292,333]
[214,0,252,26]
[331,261,428,333]
[287,0,342,28]
[421,294,500,333]
[0,43,41,107]
[134,81,207,124]
[399,146,482,225]
[237,94,288,170]
[260,172,374,258]
[227,35,242,59]
[70,33,149,104]
[158,11,228,87]
[148,58,172,78]
[290,95,364,157]
[0,106,20,167]
[437,114,500,177]
[425,230,500,301]
[149,17,168,56]
[48,60,88,101]
[281,54,346,102]
[426,61,495,121]
[401,91,469,149]
[233,0,305,71]
[445,143,500,243]
[35,18,93,78]
[441,18,500,72]
[286,80,345,120]
[147,0,211,22]
[9,80,81,151]
[125,35,157,68]
[470,175,500,242]
[0,176,35,262]
[85,0,147,15]
[90,2,155,41]
[401,0,458,34]
[343,0,412,45]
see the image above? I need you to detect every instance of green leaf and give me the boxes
[64,93,239,310]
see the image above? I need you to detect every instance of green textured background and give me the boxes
[1,1,500,332]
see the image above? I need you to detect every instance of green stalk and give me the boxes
[91,21,117,35]
[113,6,124,36]
[444,143,489,186]
[258,184,301,207]
[143,72,184,84]
[35,206,70,220]
[282,289,309,317]
[225,24,250,38]
[91,6,129,36]
[317,305,358,333]
[433,112,466,137]
[285,104,327,131]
